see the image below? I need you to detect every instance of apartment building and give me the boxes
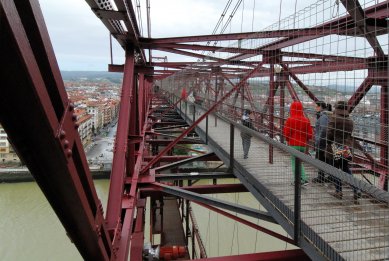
[74,109,93,146]
[0,125,20,164]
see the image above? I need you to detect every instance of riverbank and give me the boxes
[0,167,110,183]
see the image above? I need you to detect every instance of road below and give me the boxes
[86,121,117,166]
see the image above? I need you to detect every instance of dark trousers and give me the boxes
[242,137,251,158]
[315,147,327,180]
[333,158,359,195]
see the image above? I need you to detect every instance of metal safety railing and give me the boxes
[166,92,389,261]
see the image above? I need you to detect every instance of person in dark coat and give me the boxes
[312,101,331,183]
[283,101,313,185]
[241,109,254,159]
[326,101,360,202]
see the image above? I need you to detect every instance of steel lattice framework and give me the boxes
[0,0,388,260]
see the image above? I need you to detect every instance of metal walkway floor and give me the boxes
[179,105,389,261]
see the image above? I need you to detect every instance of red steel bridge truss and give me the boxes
[0,0,388,260]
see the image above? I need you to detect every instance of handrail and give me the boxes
[170,93,389,203]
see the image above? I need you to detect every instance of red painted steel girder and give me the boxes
[0,1,111,259]
[146,139,203,145]
[194,202,295,245]
[286,80,300,101]
[229,1,389,60]
[221,73,260,113]
[129,199,146,261]
[150,57,369,78]
[139,3,388,74]
[347,77,373,113]
[155,47,230,64]
[280,64,319,102]
[340,0,385,57]
[282,61,367,74]
[114,134,148,259]
[96,1,387,79]
[142,42,257,54]
[244,61,367,77]
[380,84,389,172]
[85,0,126,46]
[149,57,367,76]
[143,156,193,162]
[111,62,155,258]
[280,51,366,63]
[140,27,345,45]
[152,61,258,68]
[140,62,265,173]
[106,51,136,232]
[149,93,187,116]
[107,51,152,260]
[108,64,154,74]
[152,121,187,127]
[85,0,147,63]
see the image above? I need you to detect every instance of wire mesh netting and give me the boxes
[157,0,388,260]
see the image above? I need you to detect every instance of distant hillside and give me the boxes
[61,71,123,84]
[327,84,380,93]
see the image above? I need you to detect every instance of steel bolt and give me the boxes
[59,130,66,139]
[63,139,69,149]
[66,149,72,158]
[95,225,101,237]
[69,103,74,111]
[98,201,104,214]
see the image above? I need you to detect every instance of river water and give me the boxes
[0,179,294,260]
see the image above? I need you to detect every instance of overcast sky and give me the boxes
[38,0,323,71]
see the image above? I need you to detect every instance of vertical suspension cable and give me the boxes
[199,0,233,59]
[293,0,298,30]
[332,0,339,18]
[251,0,256,31]
[278,0,282,31]
[219,0,243,35]
[146,0,151,64]
[212,0,233,35]
[240,0,245,32]
[135,0,143,35]
[109,32,113,64]
[146,0,151,38]
[200,0,244,61]
[291,0,298,57]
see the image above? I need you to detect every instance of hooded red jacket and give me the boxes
[283,101,313,147]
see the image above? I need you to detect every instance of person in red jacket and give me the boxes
[283,101,313,185]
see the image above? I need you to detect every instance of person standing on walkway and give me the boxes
[326,101,360,203]
[283,101,313,185]
[241,109,254,159]
[312,101,331,183]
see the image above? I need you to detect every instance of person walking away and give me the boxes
[326,101,361,203]
[283,101,313,185]
[241,109,254,159]
[312,101,331,183]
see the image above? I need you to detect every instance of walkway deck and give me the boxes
[179,104,389,261]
